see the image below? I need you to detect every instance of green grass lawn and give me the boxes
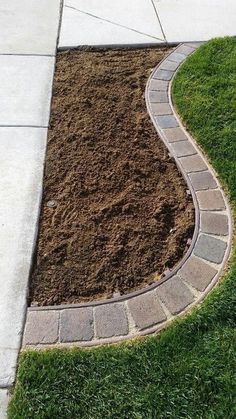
[8,38,236,419]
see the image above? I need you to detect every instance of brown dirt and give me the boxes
[30,48,195,306]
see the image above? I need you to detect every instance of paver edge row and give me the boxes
[23,43,233,348]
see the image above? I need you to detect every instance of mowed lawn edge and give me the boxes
[8,38,236,419]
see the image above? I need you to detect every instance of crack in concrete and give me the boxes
[150,0,167,42]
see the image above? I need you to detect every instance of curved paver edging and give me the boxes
[23,43,233,348]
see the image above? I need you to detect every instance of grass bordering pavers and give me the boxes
[8,38,236,418]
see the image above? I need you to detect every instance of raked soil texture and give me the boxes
[30,48,194,306]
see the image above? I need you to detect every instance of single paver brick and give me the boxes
[194,234,227,264]
[153,69,174,81]
[149,79,168,91]
[168,52,186,63]
[176,45,196,55]
[24,310,59,345]
[155,115,179,129]
[187,42,204,48]
[60,308,94,342]
[196,190,226,210]
[170,140,197,157]
[127,292,166,330]
[149,90,168,103]
[159,60,179,71]
[150,103,172,116]
[157,276,194,315]
[200,212,229,236]
[179,155,207,172]
[163,127,187,142]
[179,256,217,291]
[94,303,128,338]
[189,170,217,191]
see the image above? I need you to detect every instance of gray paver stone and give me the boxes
[60,308,94,342]
[196,190,226,210]
[94,303,128,338]
[150,103,172,115]
[179,155,207,172]
[194,234,227,264]
[163,127,187,142]
[170,140,197,157]
[153,69,174,81]
[149,79,168,91]
[189,170,217,190]
[155,115,179,129]
[200,212,229,236]
[24,310,59,345]
[149,90,168,103]
[176,45,196,55]
[168,52,186,63]
[187,42,204,48]
[160,60,179,71]
[157,276,194,315]
[127,292,166,330]
[179,256,217,291]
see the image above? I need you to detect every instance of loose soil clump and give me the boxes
[30,48,194,306]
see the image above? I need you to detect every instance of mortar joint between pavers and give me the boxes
[58,310,62,343]
[92,307,97,340]
[155,293,173,321]
[124,301,137,334]
[181,279,202,299]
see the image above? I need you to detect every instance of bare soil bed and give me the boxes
[30,48,194,306]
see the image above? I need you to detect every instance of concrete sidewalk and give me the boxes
[0,1,61,417]
[59,0,236,47]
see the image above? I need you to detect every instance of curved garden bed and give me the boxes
[23,42,232,347]
[30,47,194,307]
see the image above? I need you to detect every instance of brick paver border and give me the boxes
[23,43,233,348]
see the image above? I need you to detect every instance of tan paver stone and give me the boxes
[179,256,217,291]
[128,292,166,330]
[94,303,128,338]
[24,311,59,345]
[157,276,194,315]
[196,190,226,210]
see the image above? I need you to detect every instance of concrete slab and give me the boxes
[154,0,236,43]
[0,389,8,419]
[0,0,61,55]
[67,0,164,38]
[0,349,18,387]
[0,128,47,353]
[0,55,54,127]
[59,0,164,47]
